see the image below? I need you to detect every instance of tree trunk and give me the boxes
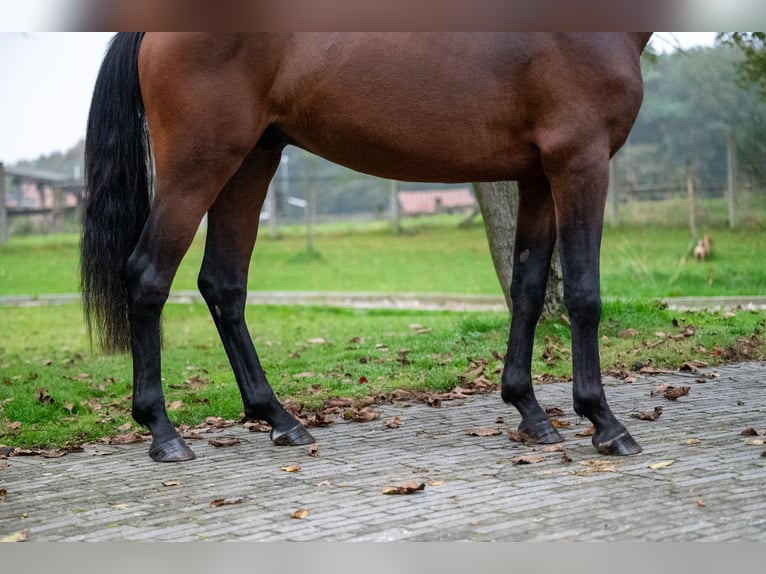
[472,182,564,317]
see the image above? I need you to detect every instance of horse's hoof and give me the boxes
[271,423,315,446]
[149,436,196,462]
[518,419,564,444]
[594,430,642,456]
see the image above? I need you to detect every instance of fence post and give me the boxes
[607,156,618,226]
[0,163,7,246]
[686,160,697,239]
[390,179,401,233]
[727,131,737,228]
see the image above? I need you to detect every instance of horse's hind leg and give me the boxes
[198,148,315,447]
[501,177,563,444]
[544,143,641,456]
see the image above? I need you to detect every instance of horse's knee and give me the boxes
[563,288,601,330]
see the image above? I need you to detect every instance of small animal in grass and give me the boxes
[693,235,713,262]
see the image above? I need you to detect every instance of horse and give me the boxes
[82,32,652,462]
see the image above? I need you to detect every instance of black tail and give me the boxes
[81,32,151,353]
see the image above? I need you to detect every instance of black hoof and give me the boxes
[518,419,564,444]
[149,436,196,462]
[271,423,315,446]
[594,430,642,456]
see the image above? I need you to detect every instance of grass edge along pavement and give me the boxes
[1,296,764,450]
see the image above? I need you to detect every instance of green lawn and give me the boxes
[1,217,766,299]
[1,216,765,448]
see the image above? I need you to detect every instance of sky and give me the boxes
[0,32,718,168]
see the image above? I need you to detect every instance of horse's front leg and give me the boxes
[501,178,563,444]
[546,147,641,456]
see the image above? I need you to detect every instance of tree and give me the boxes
[718,33,766,98]
[472,182,563,316]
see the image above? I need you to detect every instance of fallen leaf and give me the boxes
[291,508,310,519]
[88,399,103,412]
[680,360,708,373]
[575,460,617,475]
[741,427,766,436]
[308,444,319,458]
[465,427,502,437]
[244,420,271,433]
[575,426,596,437]
[385,416,402,429]
[343,407,380,422]
[292,371,315,379]
[73,373,92,382]
[697,499,706,508]
[649,460,675,470]
[545,407,566,417]
[108,433,149,445]
[0,529,29,542]
[0,487,6,499]
[511,455,546,465]
[619,328,640,338]
[281,464,301,473]
[507,429,525,443]
[161,480,181,487]
[560,451,573,463]
[6,421,21,431]
[687,438,701,445]
[117,422,132,433]
[382,482,426,495]
[663,386,690,401]
[429,480,444,486]
[307,338,327,344]
[208,437,241,448]
[210,497,245,507]
[550,418,570,428]
[631,406,663,421]
[541,444,564,452]
[744,438,765,446]
[112,503,130,510]
[167,400,184,411]
[36,388,54,406]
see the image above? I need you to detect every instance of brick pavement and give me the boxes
[1,361,765,541]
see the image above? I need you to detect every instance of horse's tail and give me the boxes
[81,32,150,353]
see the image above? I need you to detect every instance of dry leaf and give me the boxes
[208,437,241,448]
[649,460,675,470]
[6,421,21,431]
[545,407,566,417]
[696,499,706,508]
[108,433,148,445]
[511,455,546,465]
[0,487,6,500]
[307,444,319,458]
[619,328,640,338]
[292,371,315,379]
[560,451,573,463]
[464,427,502,437]
[161,480,181,487]
[663,386,690,401]
[680,360,707,373]
[744,438,765,446]
[550,418,570,428]
[244,420,271,433]
[167,400,184,411]
[385,416,402,429]
[382,482,426,495]
[210,497,245,507]
[575,426,596,437]
[112,503,130,510]
[576,460,617,474]
[687,438,701,445]
[507,429,525,442]
[117,422,132,432]
[541,444,564,452]
[631,406,663,421]
[291,509,310,519]
[429,480,444,487]
[36,388,54,406]
[343,407,380,422]
[281,464,301,473]
[741,427,766,436]
[0,529,29,543]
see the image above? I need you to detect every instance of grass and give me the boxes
[1,214,765,448]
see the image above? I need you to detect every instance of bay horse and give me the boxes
[82,33,651,462]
